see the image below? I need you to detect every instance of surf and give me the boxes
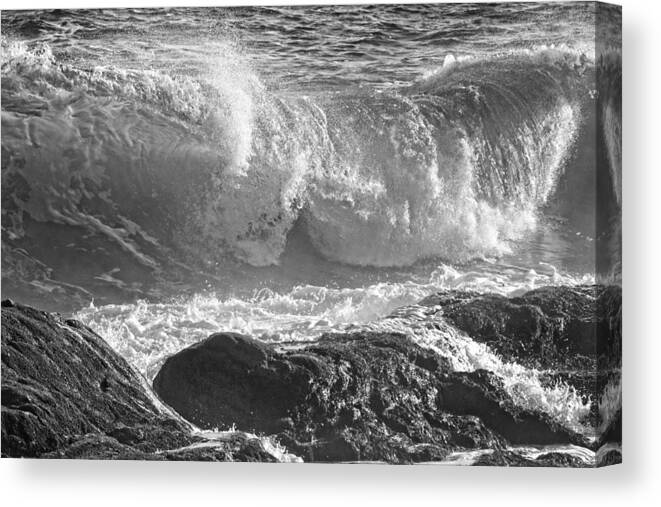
[2,41,610,282]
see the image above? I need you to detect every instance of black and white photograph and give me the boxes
[1,1,622,469]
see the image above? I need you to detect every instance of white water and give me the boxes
[76,263,595,437]
[2,39,588,270]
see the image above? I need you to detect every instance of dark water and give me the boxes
[1,3,621,462]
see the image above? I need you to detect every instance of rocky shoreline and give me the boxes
[1,300,299,462]
[1,285,622,466]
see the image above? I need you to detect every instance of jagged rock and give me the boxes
[1,302,188,457]
[161,432,286,462]
[472,450,590,467]
[154,330,588,463]
[42,435,162,460]
[597,448,622,467]
[437,369,582,445]
[599,409,622,446]
[420,285,622,431]
[1,302,297,462]
[420,285,622,371]
[154,331,464,463]
[3,284,618,465]
[43,432,287,462]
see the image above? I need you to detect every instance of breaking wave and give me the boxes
[2,40,602,271]
[596,48,622,282]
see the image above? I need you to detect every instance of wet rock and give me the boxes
[598,408,622,446]
[438,369,584,446]
[162,432,285,462]
[534,451,591,467]
[42,435,162,460]
[421,285,622,434]
[1,303,191,457]
[473,449,590,467]
[154,331,461,463]
[597,448,622,467]
[420,285,622,371]
[43,432,288,462]
[1,302,295,462]
[538,370,617,428]
[472,451,537,466]
[154,330,588,463]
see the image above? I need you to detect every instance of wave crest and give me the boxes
[3,42,596,270]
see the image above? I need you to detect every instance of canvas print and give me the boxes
[1,2,621,466]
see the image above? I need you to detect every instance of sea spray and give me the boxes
[3,40,595,270]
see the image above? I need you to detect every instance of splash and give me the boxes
[3,41,595,272]
[75,263,593,435]
[598,373,622,434]
[360,305,592,433]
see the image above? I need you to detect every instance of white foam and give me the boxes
[2,39,587,269]
[207,48,584,267]
[598,373,622,434]
[359,308,591,434]
[76,263,593,435]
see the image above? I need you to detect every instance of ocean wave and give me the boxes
[597,49,622,206]
[2,41,610,271]
[595,48,622,282]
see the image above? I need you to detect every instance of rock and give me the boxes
[153,331,464,463]
[420,285,622,371]
[597,448,622,467]
[419,285,622,432]
[42,435,162,460]
[4,284,616,465]
[472,450,590,467]
[472,451,538,467]
[598,409,622,446]
[1,302,191,457]
[438,369,583,446]
[161,432,286,462]
[534,451,591,467]
[43,432,288,462]
[154,330,588,463]
[1,302,297,462]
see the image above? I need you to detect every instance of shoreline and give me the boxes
[1,283,622,466]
